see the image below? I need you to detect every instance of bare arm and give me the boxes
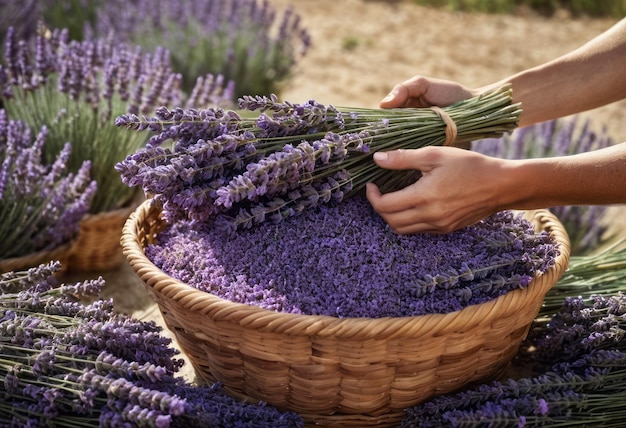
[380,18,626,128]
[488,18,626,127]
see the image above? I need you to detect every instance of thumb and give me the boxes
[379,85,409,108]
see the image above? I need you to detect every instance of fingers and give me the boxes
[365,184,450,234]
[379,75,476,110]
[366,182,475,235]
[366,181,418,213]
[379,84,410,108]
[379,76,431,108]
[373,147,442,171]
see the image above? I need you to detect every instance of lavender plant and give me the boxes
[89,0,311,98]
[116,86,521,231]
[0,26,233,214]
[0,109,96,260]
[146,196,557,318]
[473,116,616,255]
[0,261,303,427]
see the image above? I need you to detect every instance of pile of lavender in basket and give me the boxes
[147,197,558,317]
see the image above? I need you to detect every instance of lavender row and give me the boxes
[0,110,95,259]
[88,0,311,98]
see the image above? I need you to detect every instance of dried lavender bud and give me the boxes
[147,197,558,318]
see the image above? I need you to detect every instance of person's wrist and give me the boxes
[497,158,545,211]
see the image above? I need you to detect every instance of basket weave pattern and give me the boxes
[67,204,138,272]
[0,244,71,274]
[122,200,570,427]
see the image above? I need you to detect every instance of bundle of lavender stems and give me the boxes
[116,85,521,232]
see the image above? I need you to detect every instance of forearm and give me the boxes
[485,18,626,128]
[501,143,626,209]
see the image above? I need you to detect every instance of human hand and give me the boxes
[365,146,513,234]
[379,75,477,109]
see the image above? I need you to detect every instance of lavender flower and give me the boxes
[1,26,233,214]
[0,262,303,427]
[473,116,616,255]
[117,87,520,231]
[0,110,96,260]
[88,0,311,98]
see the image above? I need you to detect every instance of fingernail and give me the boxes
[373,152,388,162]
[381,90,396,103]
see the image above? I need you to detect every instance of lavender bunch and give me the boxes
[145,197,557,318]
[0,26,233,214]
[401,349,626,427]
[539,237,626,317]
[88,0,311,98]
[473,116,616,255]
[0,109,96,260]
[0,262,303,427]
[116,86,521,231]
[532,291,626,364]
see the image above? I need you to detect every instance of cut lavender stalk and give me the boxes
[116,87,521,231]
[403,287,626,428]
[539,238,626,317]
[401,349,626,428]
[0,262,303,427]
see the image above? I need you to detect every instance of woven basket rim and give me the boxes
[0,242,72,273]
[121,199,570,340]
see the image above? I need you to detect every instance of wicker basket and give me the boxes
[122,199,570,427]
[0,244,71,274]
[66,203,139,272]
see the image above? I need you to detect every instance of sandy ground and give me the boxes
[274,0,626,140]
[71,0,626,390]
